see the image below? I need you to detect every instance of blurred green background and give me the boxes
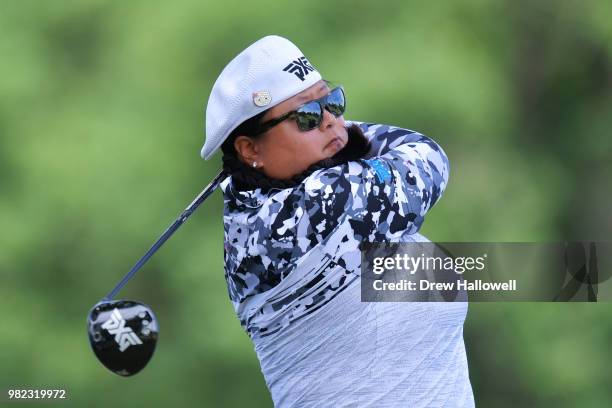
[1,0,611,406]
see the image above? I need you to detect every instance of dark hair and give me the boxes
[221,111,372,192]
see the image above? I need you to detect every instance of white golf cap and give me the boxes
[200,35,322,160]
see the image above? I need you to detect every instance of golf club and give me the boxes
[87,170,228,376]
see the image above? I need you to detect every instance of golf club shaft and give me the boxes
[102,170,228,301]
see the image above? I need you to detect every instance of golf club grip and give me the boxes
[103,170,228,301]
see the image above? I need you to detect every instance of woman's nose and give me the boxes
[320,107,338,129]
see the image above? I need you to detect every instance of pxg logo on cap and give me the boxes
[283,56,315,81]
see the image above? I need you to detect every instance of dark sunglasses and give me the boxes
[254,86,346,135]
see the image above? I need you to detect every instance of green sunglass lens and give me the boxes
[325,88,345,117]
[295,102,322,131]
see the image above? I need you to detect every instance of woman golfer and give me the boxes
[200,35,474,407]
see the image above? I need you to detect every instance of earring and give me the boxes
[252,162,257,168]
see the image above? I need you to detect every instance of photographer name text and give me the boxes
[372,279,517,292]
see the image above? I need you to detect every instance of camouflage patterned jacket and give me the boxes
[220,121,450,339]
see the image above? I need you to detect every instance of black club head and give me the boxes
[87,300,159,376]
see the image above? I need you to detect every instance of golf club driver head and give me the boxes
[87,300,158,376]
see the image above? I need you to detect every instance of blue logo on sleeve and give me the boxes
[363,159,391,183]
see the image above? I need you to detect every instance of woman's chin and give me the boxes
[326,139,345,154]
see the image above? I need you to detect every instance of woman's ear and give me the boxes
[233,136,260,165]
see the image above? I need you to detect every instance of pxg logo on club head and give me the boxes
[87,300,158,376]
